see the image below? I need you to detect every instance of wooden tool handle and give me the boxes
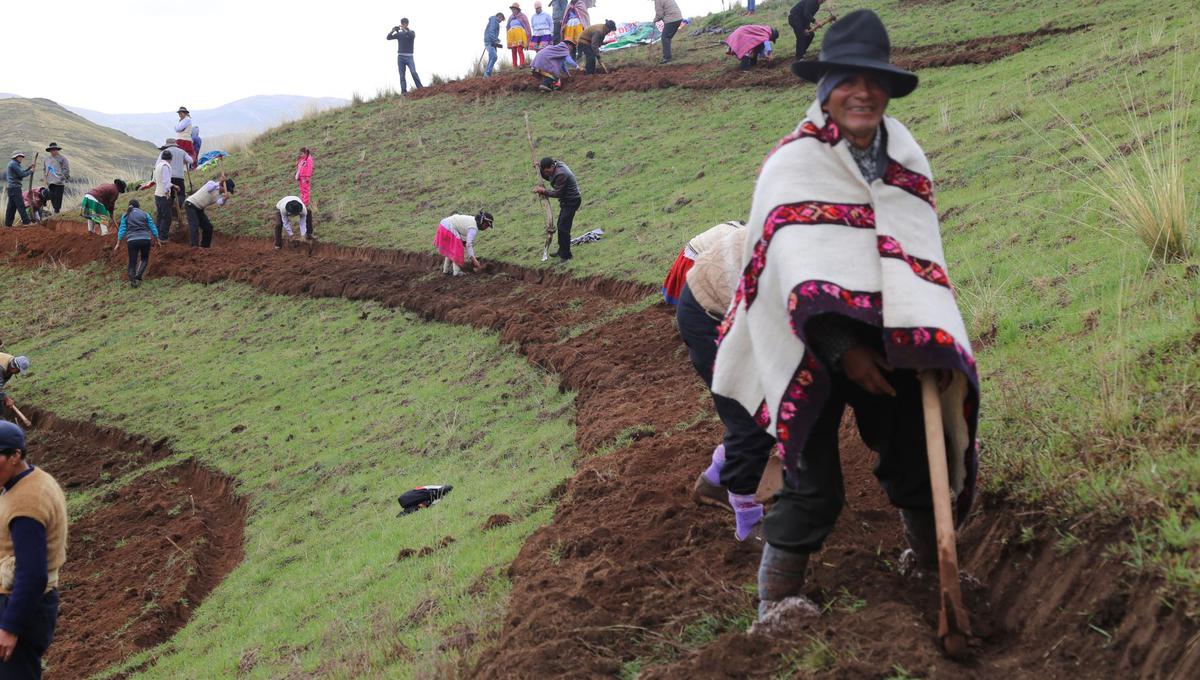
[10,405,32,428]
[920,372,971,656]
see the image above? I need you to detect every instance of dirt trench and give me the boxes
[409,25,1088,99]
[17,407,245,680]
[0,223,1195,678]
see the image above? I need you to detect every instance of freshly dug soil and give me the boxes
[410,26,1088,99]
[1,222,1195,678]
[16,408,245,680]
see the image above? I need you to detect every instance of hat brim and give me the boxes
[792,58,918,98]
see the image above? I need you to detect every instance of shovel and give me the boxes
[920,371,971,657]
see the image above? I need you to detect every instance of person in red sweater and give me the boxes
[80,180,127,236]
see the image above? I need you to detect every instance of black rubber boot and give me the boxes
[757,544,809,617]
[900,508,939,574]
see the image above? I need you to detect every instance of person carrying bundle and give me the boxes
[434,212,494,276]
[112,200,164,288]
[273,196,316,249]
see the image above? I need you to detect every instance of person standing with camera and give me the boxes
[387,19,423,95]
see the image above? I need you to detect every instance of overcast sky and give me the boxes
[7,0,734,113]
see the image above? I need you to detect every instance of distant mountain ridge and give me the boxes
[69,95,349,145]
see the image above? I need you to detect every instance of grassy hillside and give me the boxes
[0,265,575,678]
[172,0,1200,598]
[0,97,157,193]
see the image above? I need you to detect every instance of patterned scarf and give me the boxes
[712,100,980,526]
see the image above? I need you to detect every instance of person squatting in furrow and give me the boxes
[710,10,981,626]
[112,200,164,288]
[0,421,69,680]
[184,173,234,248]
[434,212,494,276]
[272,196,316,249]
[80,180,127,236]
[531,38,579,91]
[20,188,50,225]
[534,157,581,262]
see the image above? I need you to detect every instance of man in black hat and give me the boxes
[42,143,69,214]
[710,10,981,628]
[788,0,832,62]
[534,157,581,262]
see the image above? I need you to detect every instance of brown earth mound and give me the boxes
[1,223,1195,678]
[19,408,245,679]
[410,25,1087,99]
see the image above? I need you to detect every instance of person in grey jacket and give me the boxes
[42,143,69,214]
[653,0,683,63]
[484,13,504,76]
[112,200,163,287]
[4,153,34,227]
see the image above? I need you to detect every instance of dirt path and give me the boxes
[410,26,1087,99]
[20,408,245,680]
[1,222,1194,678]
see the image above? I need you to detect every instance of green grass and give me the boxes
[145,0,1200,597]
[0,265,575,678]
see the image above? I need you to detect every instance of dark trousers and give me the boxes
[185,202,213,248]
[790,16,816,60]
[0,590,59,680]
[661,20,681,62]
[581,44,598,74]
[127,240,151,281]
[397,54,422,93]
[553,18,562,43]
[171,178,186,209]
[4,188,31,227]
[739,47,763,71]
[154,195,174,241]
[763,370,934,554]
[555,198,580,259]
[676,284,774,494]
[47,184,64,214]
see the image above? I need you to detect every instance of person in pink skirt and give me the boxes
[295,148,314,204]
[434,211,494,276]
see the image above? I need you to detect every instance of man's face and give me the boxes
[5,365,17,378]
[49,150,59,157]
[178,111,186,119]
[0,452,24,486]
[540,166,552,179]
[401,21,408,28]
[824,74,889,146]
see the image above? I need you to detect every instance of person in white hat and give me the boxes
[4,153,34,227]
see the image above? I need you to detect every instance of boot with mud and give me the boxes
[898,507,938,578]
[751,544,819,634]
[691,444,731,509]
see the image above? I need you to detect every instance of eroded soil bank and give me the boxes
[1,223,1194,678]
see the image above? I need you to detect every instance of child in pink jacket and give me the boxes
[295,147,314,204]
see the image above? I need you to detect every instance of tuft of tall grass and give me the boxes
[1046,52,1197,264]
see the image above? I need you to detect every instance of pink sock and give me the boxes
[702,444,725,486]
[729,492,763,541]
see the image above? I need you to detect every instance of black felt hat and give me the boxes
[45,142,62,152]
[792,9,918,98]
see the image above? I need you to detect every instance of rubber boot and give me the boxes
[754,544,819,629]
[729,492,763,542]
[899,508,938,576]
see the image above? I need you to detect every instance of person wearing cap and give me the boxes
[174,107,196,167]
[530,3,554,52]
[387,18,423,95]
[4,154,34,228]
[434,212,494,276]
[561,0,590,58]
[483,13,505,78]
[112,199,163,288]
[272,195,316,249]
[723,24,778,71]
[530,38,578,91]
[184,172,234,248]
[577,20,616,75]
[789,0,831,62]
[153,149,178,241]
[159,139,194,211]
[20,188,50,225]
[0,420,69,678]
[710,10,981,626]
[0,355,30,423]
[506,4,533,68]
[80,180,127,236]
[652,0,683,64]
[534,156,580,261]
[41,144,69,214]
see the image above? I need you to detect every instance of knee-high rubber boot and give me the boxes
[899,508,938,574]
[757,544,809,618]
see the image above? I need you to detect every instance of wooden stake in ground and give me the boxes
[920,371,971,657]
[523,112,555,261]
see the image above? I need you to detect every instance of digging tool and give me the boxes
[523,112,555,261]
[920,371,971,658]
[754,454,783,504]
[27,153,39,195]
[8,404,31,429]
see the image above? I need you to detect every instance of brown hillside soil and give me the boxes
[17,408,245,680]
[410,26,1087,99]
[1,222,1195,678]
